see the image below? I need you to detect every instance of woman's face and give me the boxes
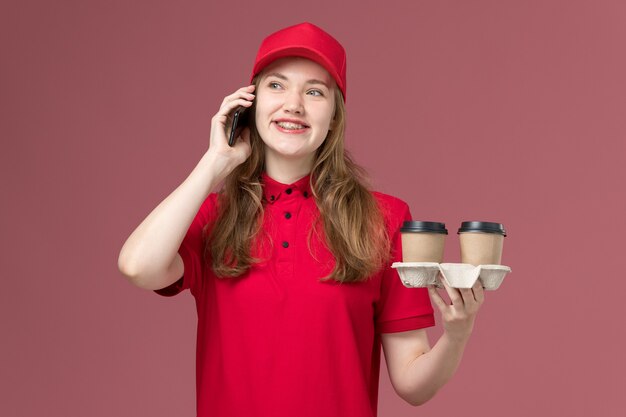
[254,57,336,171]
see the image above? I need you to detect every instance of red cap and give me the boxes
[250,22,347,101]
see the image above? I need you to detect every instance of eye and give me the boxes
[268,81,282,89]
[307,89,324,97]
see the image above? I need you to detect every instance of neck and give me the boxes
[264,153,314,184]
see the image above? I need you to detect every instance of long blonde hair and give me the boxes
[206,81,390,283]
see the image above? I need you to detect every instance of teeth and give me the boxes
[277,121,306,130]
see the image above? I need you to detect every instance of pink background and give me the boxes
[2,0,625,415]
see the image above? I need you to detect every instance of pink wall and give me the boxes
[2,0,624,416]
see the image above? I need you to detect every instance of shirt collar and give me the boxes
[261,172,313,204]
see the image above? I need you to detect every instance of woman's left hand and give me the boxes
[428,277,485,344]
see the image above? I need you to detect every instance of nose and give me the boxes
[282,91,304,114]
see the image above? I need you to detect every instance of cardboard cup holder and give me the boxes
[392,262,441,288]
[391,262,511,290]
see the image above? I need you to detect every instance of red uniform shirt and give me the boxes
[156,173,435,417]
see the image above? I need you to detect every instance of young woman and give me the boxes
[118,22,484,417]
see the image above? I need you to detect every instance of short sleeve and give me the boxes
[154,193,217,298]
[374,197,435,333]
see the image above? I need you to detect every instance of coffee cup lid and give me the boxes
[457,221,507,236]
[401,221,448,234]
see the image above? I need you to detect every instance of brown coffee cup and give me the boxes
[401,221,448,263]
[458,221,507,265]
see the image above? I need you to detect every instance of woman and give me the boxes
[118,22,484,417]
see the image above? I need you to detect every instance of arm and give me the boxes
[381,278,484,406]
[117,85,255,290]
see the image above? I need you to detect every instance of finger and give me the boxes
[427,286,449,312]
[221,84,255,100]
[458,287,476,307]
[218,97,255,119]
[220,85,256,108]
[213,99,255,133]
[221,93,256,110]
[472,279,485,304]
[439,276,463,306]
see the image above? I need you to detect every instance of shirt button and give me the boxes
[270,195,275,201]
[303,191,309,198]
[285,188,292,195]
[282,241,289,248]
[285,212,292,219]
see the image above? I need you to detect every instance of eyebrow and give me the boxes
[263,72,330,89]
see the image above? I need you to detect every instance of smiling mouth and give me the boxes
[275,121,309,130]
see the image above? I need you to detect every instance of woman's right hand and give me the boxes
[206,84,256,179]
[118,85,257,290]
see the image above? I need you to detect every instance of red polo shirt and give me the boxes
[155,172,435,417]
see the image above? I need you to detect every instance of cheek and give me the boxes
[321,101,336,130]
[254,112,264,130]
[253,100,265,125]
[321,110,336,131]
[254,95,279,125]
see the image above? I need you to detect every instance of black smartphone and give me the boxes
[228,106,250,146]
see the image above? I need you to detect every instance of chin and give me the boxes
[277,150,307,160]
[267,146,311,161]
[270,143,305,156]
